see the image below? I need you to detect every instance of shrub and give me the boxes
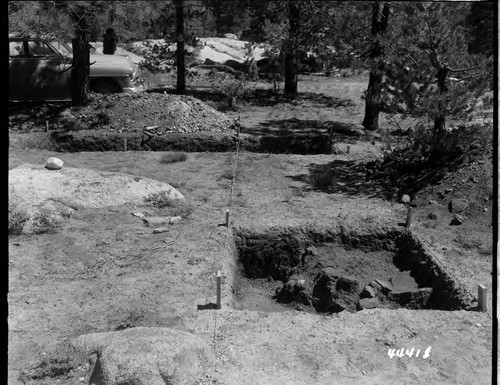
[143,191,193,217]
[210,72,254,110]
[366,122,493,195]
[8,204,29,235]
[138,41,175,74]
[454,234,482,249]
[31,208,62,234]
[160,152,188,164]
[18,357,74,382]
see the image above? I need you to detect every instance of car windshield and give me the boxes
[51,41,73,56]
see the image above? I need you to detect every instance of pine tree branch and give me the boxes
[453,72,489,82]
[448,64,490,73]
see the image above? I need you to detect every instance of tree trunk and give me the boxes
[284,1,300,98]
[175,0,186,95]
[108,1,115,26]
[362,2,390,131]
[70,8,90,106]
[103,28,117,55]
[433,65,449,139]
[284,49,298,97]
[362,67,383,131]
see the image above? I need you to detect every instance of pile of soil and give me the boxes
[411,157,493,228]
[9,92,237,135]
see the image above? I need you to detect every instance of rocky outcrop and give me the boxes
[275,275,313,305]
[71,327,214,385]
[312,268,361,313]
[9,164,184,234]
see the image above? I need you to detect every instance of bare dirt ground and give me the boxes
[8,75,493,384]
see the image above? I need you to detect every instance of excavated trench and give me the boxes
[232,226,474,314]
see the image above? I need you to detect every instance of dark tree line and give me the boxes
[8,0,494,135]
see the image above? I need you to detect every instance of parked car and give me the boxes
[9,35,145,101]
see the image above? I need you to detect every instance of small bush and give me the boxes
[210,72,254,110]
[454,234,482,249]
[310,170,334,189]
[160,152,188,164]
[144,191,174,208]
[31,208,62,234]
[143,191,194,217]
[138,41,175,73]
[19,357,74,382]
[219,169,234,180]
[8,205,29,235]
[366,122,493,195]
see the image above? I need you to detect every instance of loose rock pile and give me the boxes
[74,92,237,134]
[10,92,237,135]
[275,268,433,313]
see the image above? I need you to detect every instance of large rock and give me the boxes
[448,198,469,213]
[9,164,184,234]
[312,268,341,312]
[71,327,214,385]
[360,285,376,299]
[312,269,359,313]
[358,297,379,310]
[336,276,360,294]
[388,288,433,309]
[372,279,394,295]
[389,271,419,292]
[450,214,465,226]
[45,157,64,170]
[275,275,313,305]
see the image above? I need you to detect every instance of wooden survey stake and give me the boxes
[216,271,222,310]
[405,207,412,228]
[478,284,487,312]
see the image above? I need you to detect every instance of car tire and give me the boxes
[90,78,121,94]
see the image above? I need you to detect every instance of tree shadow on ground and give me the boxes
[243,89,356,108]
[287,156,466,202]
[287,159,391,199]
[153,87,355,109]
[9,101,73,131]
[240,118,363,141]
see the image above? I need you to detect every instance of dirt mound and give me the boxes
[412,156,493,228]
[9,92,237,135]
[9,164,184,234]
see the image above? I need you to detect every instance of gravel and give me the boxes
[9,92,237,135]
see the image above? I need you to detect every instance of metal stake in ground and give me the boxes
[216,271,222,309]
[401,194,412,228]
[478,284,487,312]
[225,209,230,227]
[405,206,412,228]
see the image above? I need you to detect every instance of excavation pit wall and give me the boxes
[232,226,474,314]
[38,131,332,154]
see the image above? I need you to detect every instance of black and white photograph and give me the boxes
[7,1,497,384]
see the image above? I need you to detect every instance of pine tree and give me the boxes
[362,1,390,131]
[175,0,186,94]
[381,2,493,141]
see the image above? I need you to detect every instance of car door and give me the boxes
[9,40,31,100]
[27,40,73,101]
[9,39,72,101]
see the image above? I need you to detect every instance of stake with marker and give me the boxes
[478,284,487,312]
[216,271,222,310]
[405,206,412,228]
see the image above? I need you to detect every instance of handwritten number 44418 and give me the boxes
[388,346,432,359]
